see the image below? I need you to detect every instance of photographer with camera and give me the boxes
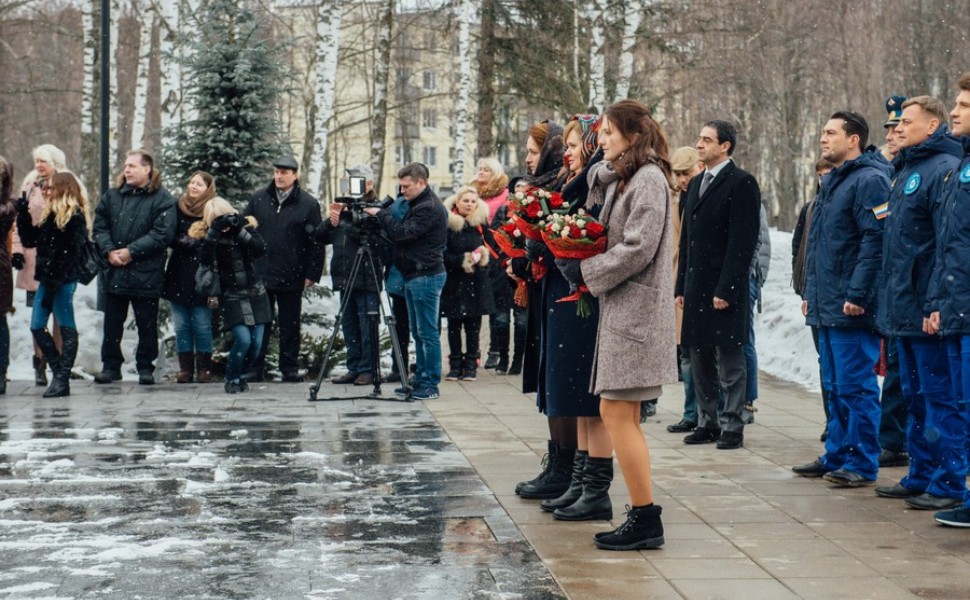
[314,164,383,387]
[363,163,448,400]
[244,156,323,382]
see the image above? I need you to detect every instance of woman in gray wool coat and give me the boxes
[557,99,678,551]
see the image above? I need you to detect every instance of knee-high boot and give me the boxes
[553,456,613,521]
[43,326,77,398]
[32,328,63,397]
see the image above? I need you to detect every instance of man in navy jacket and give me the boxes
[873,96,963,510]
[925,73,970,527]
[793,111,892,487]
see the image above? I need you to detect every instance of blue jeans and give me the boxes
[404,272,445,391]
[170,302,213,353]
[818,327,882,479]
[679,348,697,422]
[31,282,77,330]
[340,290,380,375]
[898,336,965,499]
[743,274,759,403]
[226,324,265,383]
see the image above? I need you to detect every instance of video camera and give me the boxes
[336,173,388,231]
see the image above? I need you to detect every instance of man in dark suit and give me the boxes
[675,120,762,450]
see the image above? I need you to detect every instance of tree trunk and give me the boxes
[81,0,96,137]
[130,0,152,150]
[475,0,496,159]
[109,0,121,163]
[586,0,607,113]
[452,0,475,189]
[158,0,180,147]
[369,0,394,194]
[305,0,343,201]
[615,0,644,100]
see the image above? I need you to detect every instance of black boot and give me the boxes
[445,355,463,381]
[595,504,664,551]
[541,450,587,512]
[33,355,47,386]
[484,352,500,370]
[554,456,613,521]
[44,327,77,398]
[508,321,525,375]
[461,354,478,381]
[515,440,557,495]
[518,443,575,499]
[32,328,63,398]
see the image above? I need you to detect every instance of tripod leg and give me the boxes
[362,247,413,401]
[367,299,381,395]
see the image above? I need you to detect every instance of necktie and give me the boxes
[699,171,714,198]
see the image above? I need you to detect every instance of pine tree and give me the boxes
[163,0,290,205]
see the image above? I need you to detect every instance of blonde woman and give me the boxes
[16,171,90,397]
[15,144,68,385]
[189,198,271,394]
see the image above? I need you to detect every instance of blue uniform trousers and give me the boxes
[944,336,970,508]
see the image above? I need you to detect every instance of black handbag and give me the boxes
[195,263,221,297]
[78,240,107,285]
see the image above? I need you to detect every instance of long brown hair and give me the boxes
[603,100,671,184]
[179,171,216,217]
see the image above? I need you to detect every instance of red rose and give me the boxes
[502,221,517,234]
[525,202,541,218]
[586,221,605,237]
[569,226,583,239]
[548,193,564,208]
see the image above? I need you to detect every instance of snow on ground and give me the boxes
[755,228,821,392]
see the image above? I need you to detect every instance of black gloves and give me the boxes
[15,193,28,215]
[525,238,543,262]
[555,258,584,291]
[11,253,24,270]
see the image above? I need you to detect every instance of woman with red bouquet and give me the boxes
[556,100,677,550]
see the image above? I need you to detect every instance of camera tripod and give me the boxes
[308,232,412,402]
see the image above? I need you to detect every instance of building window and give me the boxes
[423,146,437,167]
[395,145,403,164]
[423,70,436,91]
[422,108,437,129]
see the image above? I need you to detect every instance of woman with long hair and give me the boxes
[558,99,677,549]
[441,186,495,381]
[16,171,90,397]
[508,120,580,500]
[14,144,68,385]
[537,114,616,522]
[190,197,272,394]
[163,171,217,383]
[0,157,17,394]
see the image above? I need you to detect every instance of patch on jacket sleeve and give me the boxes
[872,202,889,220]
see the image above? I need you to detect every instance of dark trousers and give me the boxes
[390,294,410,374]
[258,289,303,375]
[690,345,747,434]
[101,293,159,372]
[340,289,380,375]
[880,336,908,454]
[447,316,482,360]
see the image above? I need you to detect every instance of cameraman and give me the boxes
[315,164,383,387]
[363,163,448,400]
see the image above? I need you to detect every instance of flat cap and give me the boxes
[273,155,299,171]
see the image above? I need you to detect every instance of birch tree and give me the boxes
[451,0,475,189]
[369,0,394,192]
[109,0,121,160]
[615,0,645,100]
[305,0,342,200]
[80,0,96,137]
[586,0,608,114]
[157,0,180,147]
[130,0,153,149]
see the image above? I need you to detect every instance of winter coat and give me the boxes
[374,186,448,279]
[675,160,762,348]
[315,196,383,294]
[243,180,323,292]
[16,210,87,289]
[877,127,962,337]
[194,217,272,330]
[791,198,814,298]
[381,196,409,298]
[162,207,208,307]
[92,181,177,298]
[0,198,15,313]
[804,148,892,330]
[672,190,685,344]
[928,136,970,336]
[750,204,771,293]
[485,202,512,313]
[12,177,47,292]
[581,160,678,395]
[440,196,495,319]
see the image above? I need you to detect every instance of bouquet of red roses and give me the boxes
[508,186,567,241]
[491,218,531,307]
[540,211,608,318]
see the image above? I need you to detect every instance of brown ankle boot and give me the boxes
[176,352,194,383]
[195,353,214,383]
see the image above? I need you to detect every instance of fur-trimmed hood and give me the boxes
[474,174,510,201]
[188,215,258,239]
[444,194,489,232]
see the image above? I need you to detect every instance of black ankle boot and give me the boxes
[553,456,613,521]
[515,440,557,495]
[445,355,463,381]
[518,443,576,499]
[483,351,500,370]
[595,504,664,551]
[541,451,587,512]
[42,327,77,398]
